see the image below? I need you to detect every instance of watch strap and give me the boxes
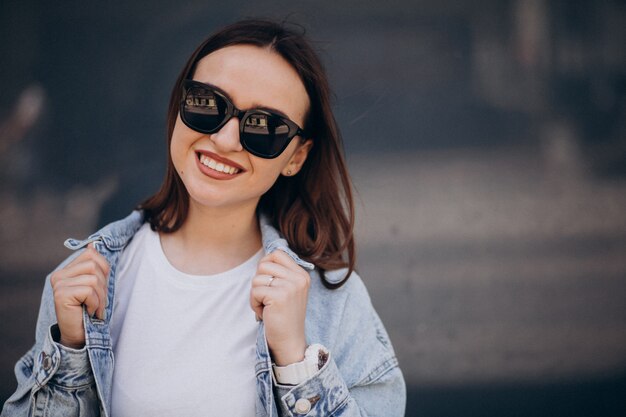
[272,344,329,386]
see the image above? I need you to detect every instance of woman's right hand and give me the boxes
[50,243,110,349]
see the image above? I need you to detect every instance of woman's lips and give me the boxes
[196,150,246,172]
[195,152,244,180]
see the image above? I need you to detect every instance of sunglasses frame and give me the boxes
[179,79,308,159]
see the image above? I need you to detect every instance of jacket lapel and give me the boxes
[73,210,313,417]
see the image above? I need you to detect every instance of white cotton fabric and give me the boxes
[110,223,262,417]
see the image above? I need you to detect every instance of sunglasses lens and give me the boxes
[182,85,228,132]
[242,113,291,157]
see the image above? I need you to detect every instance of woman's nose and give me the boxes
[210,117,243,153]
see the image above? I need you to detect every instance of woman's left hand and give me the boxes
[250,250,310,366]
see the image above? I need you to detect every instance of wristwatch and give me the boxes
[272,344,329,385]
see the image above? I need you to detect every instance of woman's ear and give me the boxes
[282,139,313,176]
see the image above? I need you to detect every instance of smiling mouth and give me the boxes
[197,153,241,175]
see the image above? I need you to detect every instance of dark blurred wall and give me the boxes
[1,1,625,415]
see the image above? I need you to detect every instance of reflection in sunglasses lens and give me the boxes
[244,114,269,133]
[242,114,290,157]
[184,88,227,132]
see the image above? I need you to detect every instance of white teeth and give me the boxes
[199,154,240,175]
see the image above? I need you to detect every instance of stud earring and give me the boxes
[286,170,292,176]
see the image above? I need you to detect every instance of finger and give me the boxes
[60,274,107,301]
[251,282,291,304]
[258,262,309,291]
[59,260,108,288]
[250,281,285,308]
[75,286,102,319]
[257,261,294,281]
[58,275,108,319]
[250,283,274,306]
[66,245,97,268]
[250,286,272,321]
[68,258,107,279]
[249,290,264,321]
[266,249,299,268]
[65,245,110,278]
[58,285,102,318]
[85,243,111,276]
[251,274,284,288]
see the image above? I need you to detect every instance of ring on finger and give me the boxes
[267,276,275,287]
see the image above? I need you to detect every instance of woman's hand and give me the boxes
[250,250,310,366]
[50,243,110,349]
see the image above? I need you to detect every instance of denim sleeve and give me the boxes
[272,270,406,416]
[1,252,101,417]
[273,353,405,416]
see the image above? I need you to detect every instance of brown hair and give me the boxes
[139,19,355,288]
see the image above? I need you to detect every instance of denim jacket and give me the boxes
[2,210,405,417]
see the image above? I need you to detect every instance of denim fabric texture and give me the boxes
[2,210,406,416]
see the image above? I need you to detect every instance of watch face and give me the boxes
[316,349,329,369]
[305,344,329,370]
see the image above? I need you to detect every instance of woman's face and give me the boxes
[170,44,313,213]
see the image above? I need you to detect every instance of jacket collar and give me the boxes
[64,209,315,271]
[258,213,314,271]
[63,209,314,417]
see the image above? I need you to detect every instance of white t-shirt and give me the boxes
[110,223,262,417]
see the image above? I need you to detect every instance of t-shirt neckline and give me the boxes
[144,223,264,287]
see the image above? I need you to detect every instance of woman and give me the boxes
[2,19,405,417]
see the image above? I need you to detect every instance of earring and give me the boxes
[286,170,292,176]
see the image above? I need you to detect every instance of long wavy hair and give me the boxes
[139,19,355,288]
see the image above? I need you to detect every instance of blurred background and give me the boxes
[1,0,625,415]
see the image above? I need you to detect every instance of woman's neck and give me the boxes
[159,201,263,275]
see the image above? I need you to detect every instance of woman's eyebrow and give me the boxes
[196,79,292,119]
[196,80,223,92]
[193,80,235,101]
[249,103,289,119]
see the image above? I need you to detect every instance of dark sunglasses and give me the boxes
[180,79,308,159]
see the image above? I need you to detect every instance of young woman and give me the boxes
[2,19,405,417]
